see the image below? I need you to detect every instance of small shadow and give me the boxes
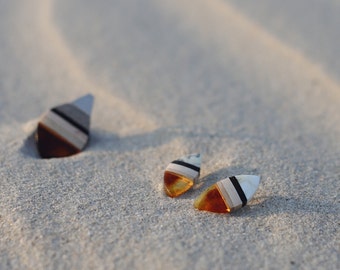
[230,195,337,218]
[20,132,40,158]
[20,127,180,159]
[20,123,264,159]
[86,127,179,153]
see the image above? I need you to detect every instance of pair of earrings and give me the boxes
[164,154,261,214]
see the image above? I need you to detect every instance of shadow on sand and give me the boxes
[20,127,181,159]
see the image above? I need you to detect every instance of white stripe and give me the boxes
[41,111,88,149]
[166,163,199,180]
[236,175,260,201]
[218,178,243,210]
[216,181,232,209]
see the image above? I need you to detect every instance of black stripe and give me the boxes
[171,160,200,172]
[229,176,247,207]
[52,108,89,135]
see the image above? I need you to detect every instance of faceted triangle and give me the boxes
[35,94,94,158]
[164,171,193,198]
[72,94,94,115]
[164,153,201,197]
[236,175,260,201]
[194,184,229,213]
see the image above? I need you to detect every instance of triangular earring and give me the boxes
[35,94,94,158]
[194,175,261,213]
[164,153,202,198]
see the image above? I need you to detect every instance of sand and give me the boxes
[0,0,339,269]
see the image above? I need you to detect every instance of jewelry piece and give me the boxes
[194,175,260,213]
[164,153,201,198]
[35,94,94,158]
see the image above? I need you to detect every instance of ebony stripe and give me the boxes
[229,176,247,207]
[52,108,89,135]
[54,104,90,130]
[171,160,200,172]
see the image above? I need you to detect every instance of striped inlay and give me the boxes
[166,162,199,180]
[52,104,89,135]
[40,110,88,150]
[229,176,247,207]
[171,160,200,172]
[217,177,246,211]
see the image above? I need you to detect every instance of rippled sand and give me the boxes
[0,0,339,269]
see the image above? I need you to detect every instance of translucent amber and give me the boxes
[194,184,230,213]
[164,171,194,198]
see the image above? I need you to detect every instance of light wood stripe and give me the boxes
[218,178,243,211]
[166,163,199,180]
[41,111,88,150]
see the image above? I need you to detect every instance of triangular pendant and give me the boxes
[35,94,94,158]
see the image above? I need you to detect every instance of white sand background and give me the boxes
[0,0,339,269]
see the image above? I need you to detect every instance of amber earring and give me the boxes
[194,175,261,213]
[163,153,201,198]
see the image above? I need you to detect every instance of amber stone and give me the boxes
[35,123,81,158]
[164,171,194,198]
[194,184,230,213]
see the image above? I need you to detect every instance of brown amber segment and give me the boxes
[164,171,194,198]
[35,123,81,158]
[194,184,230,213]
